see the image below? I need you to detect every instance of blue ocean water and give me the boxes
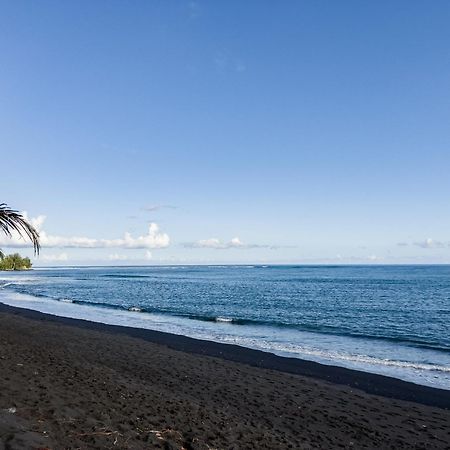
[1,265,449,389]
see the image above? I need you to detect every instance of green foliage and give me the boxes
[0,203,40,255]
[0,253,32,271]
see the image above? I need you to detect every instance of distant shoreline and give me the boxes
[31,263,450,268]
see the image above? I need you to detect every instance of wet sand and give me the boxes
[0,303,449,449]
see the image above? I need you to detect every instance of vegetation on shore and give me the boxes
[0,253,32,270]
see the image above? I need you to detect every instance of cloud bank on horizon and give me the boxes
[183,237,285,250]
[0,212,448,265]
[397,238,449,249]
[0,213,170,250]
[0,213,286,255]
[184,237,247,249]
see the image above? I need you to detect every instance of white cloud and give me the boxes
[40,252,69,262]
[230,237,244,247]
[196,238,225,249]
[0,214,170,250]
[183,236,279,250]
[414,238,446,249]
[108,251,152,262]
[185,237,245,249]
[108,253,129,261]
[142,204,177,212]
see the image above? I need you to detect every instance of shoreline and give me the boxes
[1,301,449,409]
[1,302,450,448]
[2,265,449,393]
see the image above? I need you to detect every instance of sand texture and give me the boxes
[0,305,449,449]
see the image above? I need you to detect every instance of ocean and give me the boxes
[1,265,449,389]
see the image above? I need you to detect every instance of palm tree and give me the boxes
[0,203,40,256]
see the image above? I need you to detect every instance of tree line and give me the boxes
[0,253,32,270]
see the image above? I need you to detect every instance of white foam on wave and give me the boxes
[225,337,450,373]
[128,306,143,312]
[215,317,233,323]
[59,298,73,303]
[1,287,449,390]
[0,276,40,284]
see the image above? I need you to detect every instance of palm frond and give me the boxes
[0,203,40,255]
[0,248,4,259]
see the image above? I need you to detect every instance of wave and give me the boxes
[4,284,450,353]
[215,316,233,323]
[100,274,154,279]
[235,338,450,374]
[190,315,450,352]
[184,315,234,323]
[2,288,450,388]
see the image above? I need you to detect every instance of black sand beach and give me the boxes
[1,303,449,449]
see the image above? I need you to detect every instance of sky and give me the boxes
[1,1,450,265]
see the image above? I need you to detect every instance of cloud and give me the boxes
[108,251,152,262]
[413,238,446,249]
[184,237,246,249]
[366,254,383,261]
[183,237,282,250]
[40,252,69,262]
[0,214,170,250]
[108,253,129,261]
[142,204,177,212]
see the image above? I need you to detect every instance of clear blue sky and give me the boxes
[1,1,449,264]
